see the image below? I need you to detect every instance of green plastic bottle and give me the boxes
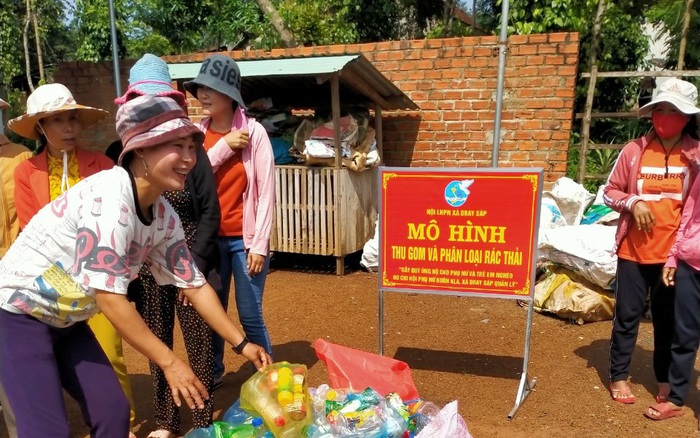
[211,421,256,438]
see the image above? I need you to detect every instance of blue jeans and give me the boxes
[213,236,272,379]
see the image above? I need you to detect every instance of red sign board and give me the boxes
[379,168,542,298]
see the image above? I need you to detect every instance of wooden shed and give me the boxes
[169,55,418,274]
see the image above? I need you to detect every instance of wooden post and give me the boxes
[579,66,598,183]
[331,74,342,169]
[678,0,694,70]
[330,74,344,275]
[374,104,383,161]
[578,0,606,183]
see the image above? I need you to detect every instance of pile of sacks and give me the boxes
[536,177,618,324]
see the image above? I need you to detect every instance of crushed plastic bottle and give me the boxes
[184,427,212,438]
[223,399,253,426]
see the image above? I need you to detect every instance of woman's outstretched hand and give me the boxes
[242,342,272,371]
[163,356,209,410]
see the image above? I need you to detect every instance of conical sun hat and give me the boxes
[7,83,109,140]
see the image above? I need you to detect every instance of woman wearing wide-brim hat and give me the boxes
[604,78,700,413]
[8,83,138,435]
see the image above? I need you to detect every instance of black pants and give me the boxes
[609,259,675,383]
[668,260,700,406]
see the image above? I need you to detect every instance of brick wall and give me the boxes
[54,33,579,184]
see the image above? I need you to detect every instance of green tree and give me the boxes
[277,0,358,45]
[0,0,23,91]
[647,0,700,70]
[73,0,127,61]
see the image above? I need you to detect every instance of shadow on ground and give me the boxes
[394,346,523,380]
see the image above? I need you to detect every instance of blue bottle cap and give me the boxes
[252,417,263,428]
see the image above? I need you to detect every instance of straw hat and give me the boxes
[7,83,109,140]
[638,78,700,118]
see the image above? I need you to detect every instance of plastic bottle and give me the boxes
[240,378,286,429]
[211,421,256,438]
[277,363,294,406]
[223,399,253,426]
[411,401,441,433]
[285,367,307,420]
[252,417,274,438]
[183,427,213,438]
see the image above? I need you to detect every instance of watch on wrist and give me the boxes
[233,337,250,355]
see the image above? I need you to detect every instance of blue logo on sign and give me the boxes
[444,179,474,207]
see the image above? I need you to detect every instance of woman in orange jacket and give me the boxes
[8,83,137,436]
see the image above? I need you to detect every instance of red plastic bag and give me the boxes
[312,338,420,400]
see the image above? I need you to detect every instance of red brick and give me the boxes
[522,120,542,130]
[510,35,529,45]
[517,45,538,56]
[528,34,548,44]
[373,52,390,61]
[526,55,545,66]
[559,43,580,54]
[470,48,491,58]
[548,33,569,43]
[458,47,474,57]
[545,55,566,65]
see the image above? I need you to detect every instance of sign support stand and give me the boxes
[507,299,537,419]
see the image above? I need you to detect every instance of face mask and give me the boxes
[652,112,689,139]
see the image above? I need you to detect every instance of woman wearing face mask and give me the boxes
[603,78,700,407]
[8,83,138,435]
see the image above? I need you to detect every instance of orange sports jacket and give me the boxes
[14,147,114,229]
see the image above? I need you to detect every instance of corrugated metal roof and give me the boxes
[168,54,418,111]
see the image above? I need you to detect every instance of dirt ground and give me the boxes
[5,255,700,438]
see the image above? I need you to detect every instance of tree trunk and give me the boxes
[253,0,297,48]
[32,0,44,82]
[678,0,694,70]
[23,0,33,92]
[442,0,457,37]
[577,0,606,183]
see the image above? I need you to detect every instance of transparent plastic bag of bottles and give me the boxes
[239,361,313,438]
[305,385,411,438]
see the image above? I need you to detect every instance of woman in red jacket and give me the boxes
[8,83,137,435]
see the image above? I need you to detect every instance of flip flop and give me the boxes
[609,384,636,404]
[644,403,685,421]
